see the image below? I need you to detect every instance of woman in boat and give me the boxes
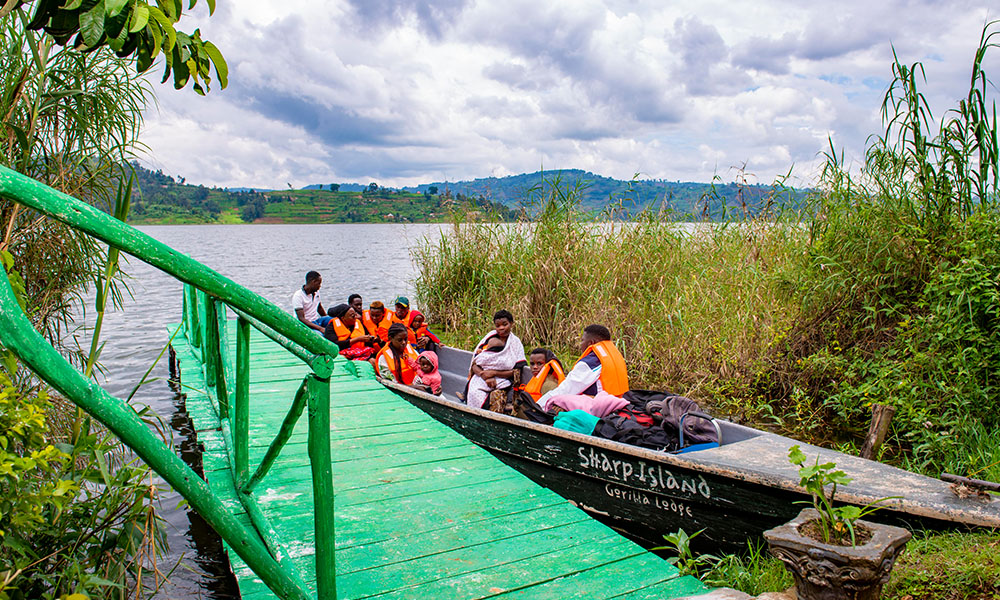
[524,348,566,401]
[375,323,421,385]
[323,304,377,360]
[465,310,526,409]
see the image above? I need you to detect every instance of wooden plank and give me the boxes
[168,321,703,600]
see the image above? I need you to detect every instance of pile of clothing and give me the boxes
[515,389,719,452]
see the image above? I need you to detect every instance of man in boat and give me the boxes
[362,300,392,347]
[292,271,329,333]
[391,296,432,349]
[537,324,630,412]
[348,293,364,319]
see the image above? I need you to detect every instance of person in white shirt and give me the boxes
[537,324,630,409]
[292,271,329,332]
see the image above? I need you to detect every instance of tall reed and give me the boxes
[415,174,805,406]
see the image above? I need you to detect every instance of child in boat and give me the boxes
[409,312,441,352]
[524,348,566,401]
[407,351,442,395]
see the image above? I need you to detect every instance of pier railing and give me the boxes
[0,165,338,600]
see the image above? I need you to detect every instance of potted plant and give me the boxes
[763,445,911,600]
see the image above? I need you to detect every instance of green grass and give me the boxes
[884,530,1000,599]
[697,531,1000,599]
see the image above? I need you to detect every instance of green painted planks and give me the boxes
[169,320,704,600]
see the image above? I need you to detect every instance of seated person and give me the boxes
[361,301,392,347]
[348,293,364,320]
[390,296,418,328]
[374,323,420,385]
[537,325,630,417]
[405,351,442,395]
[323,304,376,359]
[292,270,329,332]
[465,310,526,409]
[524,348,566,401]
[409,312,441,352]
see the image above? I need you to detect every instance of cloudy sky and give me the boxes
[138,1,997,190]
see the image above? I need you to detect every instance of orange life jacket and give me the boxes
[362,310,392,342]
[330,318,366,349]
[376,343,420,385]
[391,310,419,343]
[579,340,629,397]
[524,360,567,401]
[390,309,417,329]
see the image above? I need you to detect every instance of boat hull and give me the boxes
[399,385,808,551]
[378,346,999,552]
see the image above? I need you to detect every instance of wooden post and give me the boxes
[213,300,230,418]
[306,373,336,600]
[234,316,250,485]
[860,404,895,460]
[202,292,217,389]
[186,285,201,349]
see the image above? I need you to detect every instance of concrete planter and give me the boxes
[763,508,911,600]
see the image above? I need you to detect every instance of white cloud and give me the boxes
[139,0,1000,190]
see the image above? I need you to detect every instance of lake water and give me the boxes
[90,224,445,598]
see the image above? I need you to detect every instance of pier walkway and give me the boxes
[172,323,708,599]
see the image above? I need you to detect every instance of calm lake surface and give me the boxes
[91,224,445,599]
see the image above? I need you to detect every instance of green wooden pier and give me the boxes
[172,322,708,599]
[0,164,708,599]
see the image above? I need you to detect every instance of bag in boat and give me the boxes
[623,390,718,446]
[591,415,678,451]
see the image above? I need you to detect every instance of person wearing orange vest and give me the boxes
[375,323,420,385]
[390,296,418,328]
[323,304,376,355]
[391,296,433,349]
[538,324,629,408]
[409,311,440,352]
[362,301,392,346]
[524,348,566,401]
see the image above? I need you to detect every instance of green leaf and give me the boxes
[129,3,149,32]
[147,5,175,52]
[205,0,214,15]
[79,0,107,47]
[105,0,127,18]
[202,40,227,88]
[788,444,806,466]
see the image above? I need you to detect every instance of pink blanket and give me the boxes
[543,391,628,418]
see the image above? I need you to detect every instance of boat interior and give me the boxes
[434,346,761,450]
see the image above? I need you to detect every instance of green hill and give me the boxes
[127,164,516,225]
[404,169,808,218]
[126,163,808,224]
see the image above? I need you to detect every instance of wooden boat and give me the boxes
[378,346,1000,552]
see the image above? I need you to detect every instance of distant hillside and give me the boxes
[127,163,809,224]
[403,169,809,218]
[127,163,516,225]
